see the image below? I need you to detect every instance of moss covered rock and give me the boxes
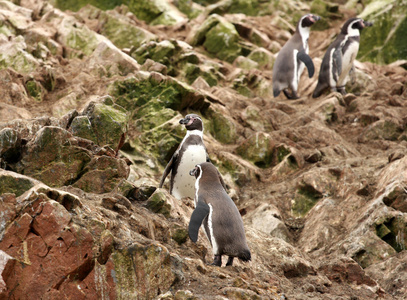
[111,242,177,298]
[0,170,37,197]
[205,107,237,144]
[358,0,407,64]
[188,14,241,63]
[247,47,274,69]
[0,128,22,164]
[72,155,130,193]
[236,132,275,168]
[16,126,93,187]
[52,0,185,25]
[0,36,39,73]
[146,189,172,217]
[77,5,157,50]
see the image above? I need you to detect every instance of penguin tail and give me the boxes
[238,249,251,262]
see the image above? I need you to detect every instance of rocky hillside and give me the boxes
[1,0,407,299]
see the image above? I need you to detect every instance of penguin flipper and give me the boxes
[159,154,176,188]
[333,48,342,76]
[297,51,315,77]
[188,199,210,242]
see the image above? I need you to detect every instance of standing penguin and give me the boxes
[159,114,210,200]
[273,14,320,99]
[188,162,251,267]
[312,18,373,98]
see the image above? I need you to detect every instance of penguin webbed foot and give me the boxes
[210,255,222,267]
[337,86,346,95]
[226,256,234,266]
[283,90,299,100]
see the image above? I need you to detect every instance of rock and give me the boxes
[0,169,38,197]
[234,56,258,70]
[86,40,140,76]
[73,100,128,149]
[187,14,241,63]
[0,128,21,164]
[205,105,238,144]
[0,36,39,73]
[16,126,93,187]
[42,9,102,58]
[358,0,407,64]
[72,155,130,193]
[247,47,274,69]
[78,5,157,50]
[358,118,403,142]
[0,250,15,294]
[236,132,275,168]
[244,203,292,242]
[146,189,172,218]
[365,251,407,298]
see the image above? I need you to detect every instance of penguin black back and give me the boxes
[188,162,251,267]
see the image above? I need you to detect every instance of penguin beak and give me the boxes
[363,20,373,27]
[179,117,189,125]
[189,167,196,176]
[312,15,321,23]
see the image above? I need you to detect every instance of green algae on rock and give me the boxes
[235,132,275,168]
[358,0,407,64]
[0,170,36,197]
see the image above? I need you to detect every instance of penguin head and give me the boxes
[179,114,203,131]
[341,18,372,36]
[189,164,201,177]
[298,14,321,29]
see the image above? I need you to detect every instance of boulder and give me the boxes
[16,126,92,187]
[358,0,407,64]
[86,40,140,76]
[77,5,157,50]
[236,132,275,168]
[71,99,128,149]
[0,36,39,73]
[187,14,241,63]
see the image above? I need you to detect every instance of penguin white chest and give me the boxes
[172,145,207,199]
[338,41,359,86]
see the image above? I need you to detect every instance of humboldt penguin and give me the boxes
[188,162,251,267]
[272,14,320,99]
[159,114,210,200]
[312,18,373,98]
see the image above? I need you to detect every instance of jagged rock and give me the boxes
[86,40,140,76]
[0,36,39,73]
[236,132,275,168]
[358,118,403,142]
[247,47,274,69]
[244,203,292,242]
[71,99,128,149]
[42,9,102,58]
[358,0,407,64]
[0,170,37,197]
[187,14,241,63]
[205,105,238,144]
[72,155,130,193]
[233,56,258,70]
[16,126,93,187]
[77,5,157,50]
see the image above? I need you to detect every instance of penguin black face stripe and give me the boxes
[179,114,203,132]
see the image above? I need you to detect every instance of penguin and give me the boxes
[159,114,210,200]
[188,162,251,267]
[272,14,321,99]
[312,18,373,98]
